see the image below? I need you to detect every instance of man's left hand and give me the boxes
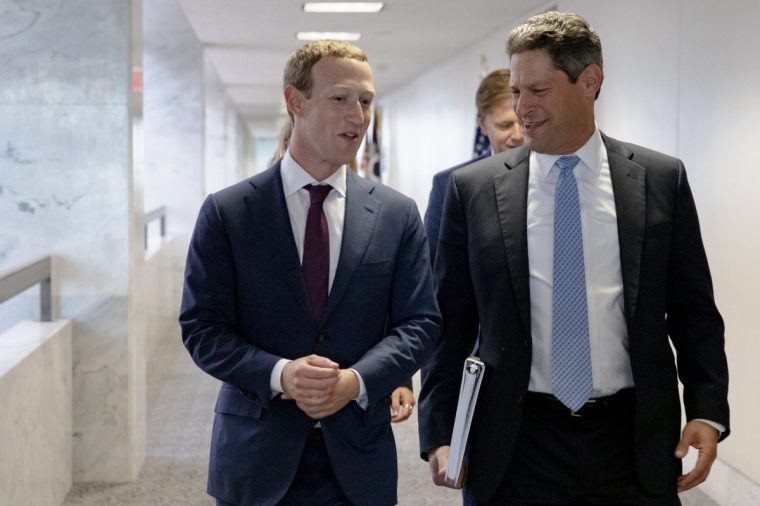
[297,369,360,420]
[675,419,719,492]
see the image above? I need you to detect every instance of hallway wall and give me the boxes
[380,0,760,500]
[0,0,143,482]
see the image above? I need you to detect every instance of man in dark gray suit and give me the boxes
[420,11,729,505]
[181,40,440,506]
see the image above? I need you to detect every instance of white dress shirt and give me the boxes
[269,151,367,406]
[525,129,723,433]
[527,128,634,397]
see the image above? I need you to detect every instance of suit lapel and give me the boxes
[494,147,532,336]
[244,163,314,324]
[323,170,380,324]
[603,134,645,325]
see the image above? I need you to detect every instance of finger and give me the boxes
[296,365,341,380]
[429,449,449,486]
[432,463,448,486]
[677,466,708,492]
[428,456,440,482]
[288,378,340,396]
[305,355,340,369]
[399,390,416,407]
[390,390,401,416]
[674,435,692,459]
[291,376,340,390]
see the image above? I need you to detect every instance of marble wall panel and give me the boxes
[0,0,149,486]
[143,0,204,238]
[0,0,129,106]
[0,104,130,295]
[0,320,72,506]
[62,295,134,482]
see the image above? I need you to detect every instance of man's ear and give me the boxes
[477,116,487,134]
[580,64,603,99]
[284,85,306,118]
[582,64,603,98]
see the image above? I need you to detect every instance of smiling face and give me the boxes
[286,56,375,180]
[478,98,524,154]
[509,49,600,155]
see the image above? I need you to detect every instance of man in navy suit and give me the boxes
[420,12,729,505]
[180,40,440,506]
[424,68,524,262]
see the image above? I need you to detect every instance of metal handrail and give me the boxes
[143,206,166,250]
[0,256,52,321]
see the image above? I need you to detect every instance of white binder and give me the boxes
[444,356,485,489]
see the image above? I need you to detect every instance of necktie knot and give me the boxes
[555,155,581,173]
[305,184,332,206]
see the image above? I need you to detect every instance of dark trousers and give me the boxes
[216,428,354,506]
[467,389,680,506]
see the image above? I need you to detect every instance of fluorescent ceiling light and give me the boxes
[297,31,362,41]
[303,2,384,13]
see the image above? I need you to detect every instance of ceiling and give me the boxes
[177,0,544,125]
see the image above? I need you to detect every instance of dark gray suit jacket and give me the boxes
[419,134,729,501]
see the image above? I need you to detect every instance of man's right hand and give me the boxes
[280,355,340,417]
[428,445,451,486]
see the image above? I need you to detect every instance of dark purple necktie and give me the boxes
[302,184,332,322]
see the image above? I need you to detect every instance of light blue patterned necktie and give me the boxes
[551,155,593,412]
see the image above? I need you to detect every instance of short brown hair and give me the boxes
[475,69,513,120]
[507,11,602,85]
[283,40,368,97]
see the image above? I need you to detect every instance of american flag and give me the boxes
[473,125,490,158]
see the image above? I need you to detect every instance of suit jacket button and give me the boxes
[316,333,327,343]
[517,394,524,405]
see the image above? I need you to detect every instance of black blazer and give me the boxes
[419,134,729,501]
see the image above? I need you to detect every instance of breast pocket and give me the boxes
[645,219,672,240]
[353,260,392,278]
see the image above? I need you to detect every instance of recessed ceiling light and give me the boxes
[303,2,384,13]
[297,31,362,41]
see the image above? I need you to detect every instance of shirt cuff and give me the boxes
[694,418,725,436]
[349,368,368,410]
[270,358,291,397]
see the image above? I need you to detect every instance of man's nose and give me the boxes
[346,100,365,124]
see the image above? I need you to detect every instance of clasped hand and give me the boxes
[280,354,359,419]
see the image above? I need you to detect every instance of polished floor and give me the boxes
[62,334,717,505]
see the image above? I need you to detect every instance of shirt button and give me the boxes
[316,333,327,343]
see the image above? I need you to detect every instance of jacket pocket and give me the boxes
[645,219,672,239]
[354,260,392,278]
[214,384,263,418]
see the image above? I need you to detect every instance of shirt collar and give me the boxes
[280,150,348,198]
[533,127,604,181]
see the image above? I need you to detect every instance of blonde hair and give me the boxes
[475,69,513,120]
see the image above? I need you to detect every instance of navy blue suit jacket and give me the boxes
[180,163,440,506]
[423,154,488,263]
